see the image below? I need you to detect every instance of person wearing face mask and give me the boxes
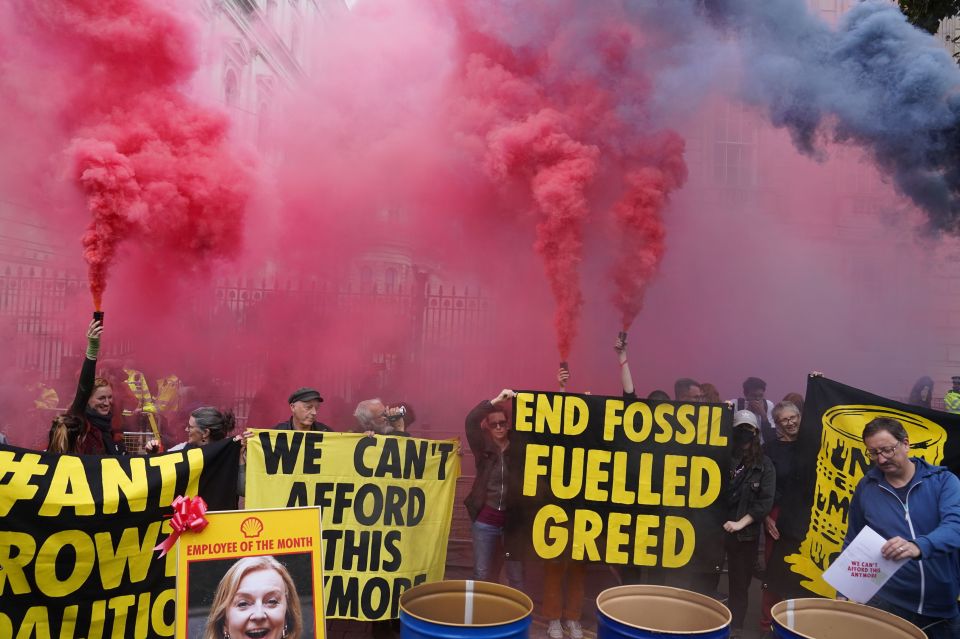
[63,319,125,455]
[722,410,775,639]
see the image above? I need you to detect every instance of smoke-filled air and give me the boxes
[0,0,957,443]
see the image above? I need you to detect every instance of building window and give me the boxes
[224,69,240,108]
[713,102,756,189]
[385,268,397,292]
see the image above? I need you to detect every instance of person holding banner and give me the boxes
[46,413,85,453]
[204,555,303,639]
[539,368,586,639]
[843,417,960,639]
[63,318,125,455]
[148,406,238,452]
[277,387,332,432]
[723,410,775,639]
[464,388,526,591]
[354,397,407,436]
[759,400,804,635]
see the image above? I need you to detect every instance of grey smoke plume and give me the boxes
[700,0,960,233]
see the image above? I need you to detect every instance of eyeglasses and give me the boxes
[865,442,901,459]
[488,420,509,429]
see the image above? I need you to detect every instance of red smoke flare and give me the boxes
[27,0,249,308]
[485,109,599,359]
[613,132,688,330]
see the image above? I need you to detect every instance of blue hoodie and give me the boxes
[844,458,960,618]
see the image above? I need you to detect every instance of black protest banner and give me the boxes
[245,431,461,621]
[773,375,960,598]
[514,391,732,570]
[0,439,239,639]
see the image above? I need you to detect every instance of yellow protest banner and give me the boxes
[514,391,731,570]
[175,507,324,639]
[245,431,460,621]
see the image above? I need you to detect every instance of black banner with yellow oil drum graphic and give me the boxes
[773,375,960,598]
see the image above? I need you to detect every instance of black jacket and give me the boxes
[725,454,776,541]
[68,356,124,455]
[463,400,528,556]
[273,418,332,432]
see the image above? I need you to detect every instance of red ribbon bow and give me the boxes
[154,495,209,557]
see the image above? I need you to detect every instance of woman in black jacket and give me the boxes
[723,409,776,638]
[49,319,125,455]
[463,389,525,590]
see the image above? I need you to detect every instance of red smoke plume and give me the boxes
[612,133,688,330]
[26,0,250,309]
[484,108,599,359]
[452,23,602,360]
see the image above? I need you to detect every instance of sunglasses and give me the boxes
[488,420,510,429]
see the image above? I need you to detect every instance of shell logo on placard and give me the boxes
[240,516,265,539]
[786,404,947,596]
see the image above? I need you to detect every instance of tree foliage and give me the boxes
[898,0,960,34]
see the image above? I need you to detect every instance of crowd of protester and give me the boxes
[7,317,960,639]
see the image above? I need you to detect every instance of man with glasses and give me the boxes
[842,417,960,638]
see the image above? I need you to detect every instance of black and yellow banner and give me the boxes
[0,439,239,639]
[515,391,732,570]
[775,375,960,597]
[245,431,460,621]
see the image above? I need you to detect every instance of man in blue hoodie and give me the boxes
[844,417,960,638]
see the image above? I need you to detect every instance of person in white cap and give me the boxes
[723,409,775,639]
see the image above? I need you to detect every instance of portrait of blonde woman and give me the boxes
[202,555,304,639]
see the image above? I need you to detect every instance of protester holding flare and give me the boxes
[464,388,526,591]
[54,318,125,455]
[615,336,669,588]
[540,366,586,639]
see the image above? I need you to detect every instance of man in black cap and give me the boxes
[944,377,960,414]
[275,387,333,432]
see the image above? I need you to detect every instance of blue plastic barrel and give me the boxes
[400,580,533,639]
[596,585,732,639]
[771,599,924,639]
